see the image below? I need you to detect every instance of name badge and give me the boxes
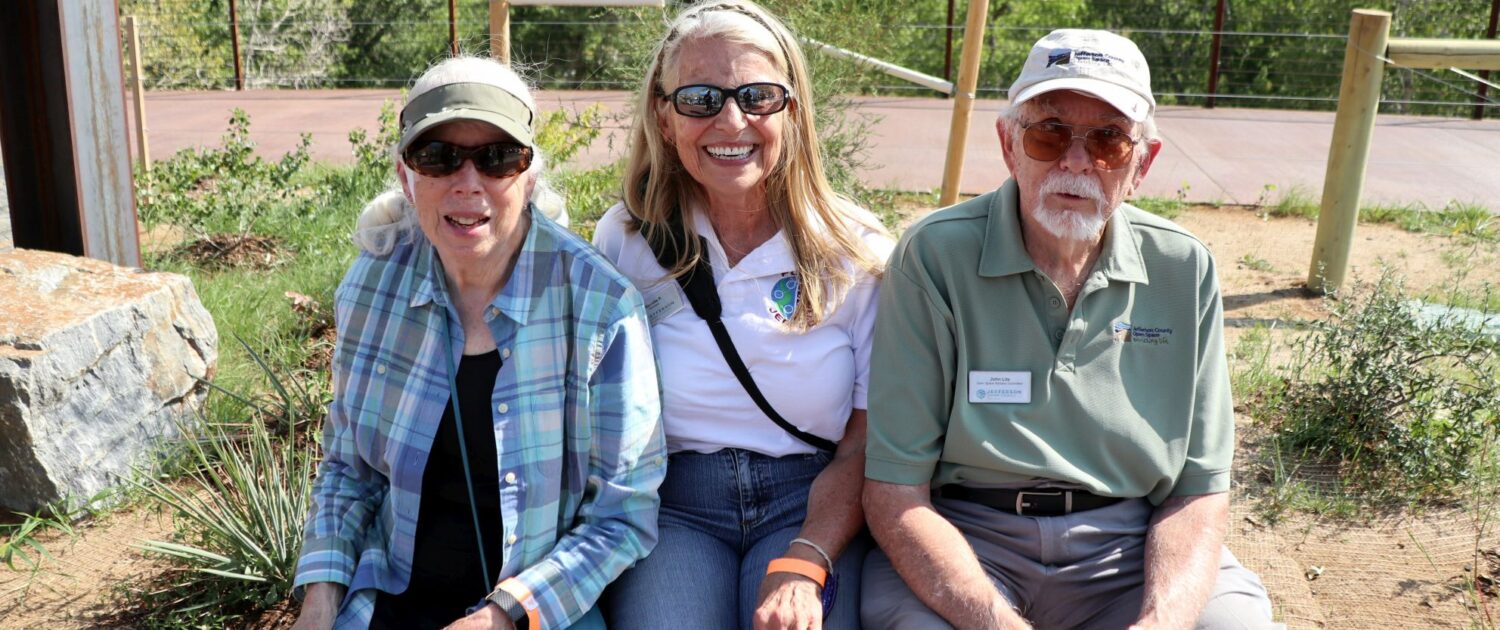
[968,371,1031,404]
[645,286,686,325]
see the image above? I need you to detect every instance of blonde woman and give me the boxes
[592,2,891,629]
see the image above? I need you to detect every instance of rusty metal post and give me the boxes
[1206,0,1226,108]
[944,0,956,87]
[229,0,243,90]
[1475,0,1499,120]
[449,0,459,56]
[0,0,142,267]
[124,15,150,173]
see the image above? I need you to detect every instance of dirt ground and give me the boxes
[3,205,1498,629]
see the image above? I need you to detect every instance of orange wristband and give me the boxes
[766,557,828,587]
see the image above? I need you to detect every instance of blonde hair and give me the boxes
[623,0,885,330]
[354,55,565,255]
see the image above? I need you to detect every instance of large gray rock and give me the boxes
[0,249,217,512]
[1,155,11,252]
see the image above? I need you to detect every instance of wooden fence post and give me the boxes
[124,15,149,174]
[1307,9,1391,294]
[491,0,511,64]
[939,0,991,207]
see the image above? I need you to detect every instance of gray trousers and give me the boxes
[861,496,1280,629]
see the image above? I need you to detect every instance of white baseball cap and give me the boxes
[1007,29,1155,122]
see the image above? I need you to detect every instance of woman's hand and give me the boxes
[290,582,344,630]
[753,571,824,630]
[442,603,517,630]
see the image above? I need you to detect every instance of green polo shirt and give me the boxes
[865,180,1233,505]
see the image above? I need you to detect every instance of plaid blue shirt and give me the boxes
[294,210,666,629]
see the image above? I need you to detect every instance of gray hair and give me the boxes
[353,56,566,256]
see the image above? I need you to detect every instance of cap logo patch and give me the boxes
[1047,50,1073,67]
[1072,49,1124,66]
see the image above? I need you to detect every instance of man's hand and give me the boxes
[753,571,824,630]
[863,481,1031,630]
[442,603,517,630]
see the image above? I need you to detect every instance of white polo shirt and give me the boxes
[593,202,891,457]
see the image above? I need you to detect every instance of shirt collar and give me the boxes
[689,202,793,278]
[978,180,1039,278]
[978,179,1149,285]
[409,204,556,325]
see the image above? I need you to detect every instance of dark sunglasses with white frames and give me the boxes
[659,82,793,118]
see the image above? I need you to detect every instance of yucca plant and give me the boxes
[128,339,322,625]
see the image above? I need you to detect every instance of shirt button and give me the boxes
[504,471,517,484]
[501,347,511,360]
[1048,297,1062,309]
[375,363,386,374]
[498,402,509,414]
[1054,329,1065,341]
[507,534,518,545]
[488,306,500,318]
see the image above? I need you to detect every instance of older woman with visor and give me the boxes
[290,56,666,630]
[592,2,891,629]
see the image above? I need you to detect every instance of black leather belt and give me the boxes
[936,485,1123,517]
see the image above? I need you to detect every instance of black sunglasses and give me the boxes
[402,140,534,179]
[660,82,792,118]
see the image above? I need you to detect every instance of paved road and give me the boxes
[131,89,1500,209]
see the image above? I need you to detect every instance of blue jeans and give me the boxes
[603,449,865,630]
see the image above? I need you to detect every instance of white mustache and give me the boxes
[1038,172,1105,204]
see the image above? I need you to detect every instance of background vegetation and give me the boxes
[120,0,1498,116]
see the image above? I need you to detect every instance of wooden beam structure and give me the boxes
[0,0,141,267]
[1385,38,1500,71]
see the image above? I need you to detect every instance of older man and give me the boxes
[861,30,1277,630]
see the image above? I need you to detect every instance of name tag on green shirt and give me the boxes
[969,371,1031,404]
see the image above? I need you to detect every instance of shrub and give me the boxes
[126,344,321,627]
[1267,270,1500,505]
[138,109,316,238]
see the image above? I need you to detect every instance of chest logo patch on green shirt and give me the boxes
[1114,321,1174,345]
[767,273,799,324]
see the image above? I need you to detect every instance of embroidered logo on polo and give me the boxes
[1113,321,1174,345]
[767,273,799,323]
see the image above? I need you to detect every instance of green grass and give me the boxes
[858,189,943,231]
[1132,195,1185,219]
[1237,253,1275,273]
[1250,182,1497,243]
[1262,185,1320,220]
[0,494,109,603]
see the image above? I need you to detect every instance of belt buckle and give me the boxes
[1014,490,1069,516]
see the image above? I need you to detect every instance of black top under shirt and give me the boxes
[371,349,504,630]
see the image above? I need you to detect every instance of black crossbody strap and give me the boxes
[644,219,837,452]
